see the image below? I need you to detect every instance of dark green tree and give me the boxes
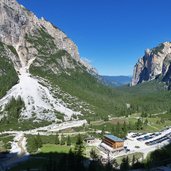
[60,134,65,145]
[67,135,71,146]
[136,118,143,130]
[74,134,84,156]
[36,133,43,148]
[101,127,105,137]
[90,148,98,161]
[144,119,148,126]
[122,121,128,136]
[55,133,60,145]
[27,136,38,153]
[141,112,148,118]
[132,155,136,166]
[116,122,121,136]
[120,156,129,171]
[105,161,113,171]
[111,126,115,135]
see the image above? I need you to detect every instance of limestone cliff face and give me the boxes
[131,42,171,86]
[0,0,82,72]
[0,0,96,122]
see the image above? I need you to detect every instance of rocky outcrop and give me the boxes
[0,0,86,72]
[131,42,171,86]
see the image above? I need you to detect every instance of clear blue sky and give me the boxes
[18,0,171,76]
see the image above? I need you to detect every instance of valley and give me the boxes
[0,0,171,170]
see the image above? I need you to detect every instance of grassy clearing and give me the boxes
[41,144,71,153]
[126,112,171,132]
[89,113,171,136]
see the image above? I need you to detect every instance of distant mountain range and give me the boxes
[101,75,131,87]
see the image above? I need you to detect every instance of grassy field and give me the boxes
[88,113,171,136]
[127,114,171,133]
[41,144,71,153]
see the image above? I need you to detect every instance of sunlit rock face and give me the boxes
[0,0,81,70]
[0,0,96,122]
[132,42,171,86]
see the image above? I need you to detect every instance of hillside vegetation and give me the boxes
[26,28,171,121]
[0,42,18,98]
[0,28,170,126]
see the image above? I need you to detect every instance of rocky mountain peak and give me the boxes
[132,42,171,86]
[0,0,83,71]
[0,0,95,74]
[0,0,96,122]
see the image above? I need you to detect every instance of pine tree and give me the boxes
[60,134,65,145]
[101,127,105,137]
[120,157,129,171]
[90,148,98,161]
[68,148,75,170]
[28,137,38,153]
[74,134,85,171]
[132,155,136,166]
[123,121,128,136]
[144,119,148,126]
[36,133,43,148]
[105,153,114,171]
[74,134,85,157]
[116,122,121,136]
[55,133,60,145]
[111,126,115,135]
[136,118,143,130]
[105,161,113,171]
[67,135,71,146]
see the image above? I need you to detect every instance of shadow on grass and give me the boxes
[0,151,145,171]
[3,152,117,171]
[1,143,171,171]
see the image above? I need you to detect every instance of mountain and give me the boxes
[0,0,130,126]
[101,75,131,87]
[0,0,98,123]
[132,42,171,87]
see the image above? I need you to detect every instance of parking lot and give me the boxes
[125,127,171,158]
